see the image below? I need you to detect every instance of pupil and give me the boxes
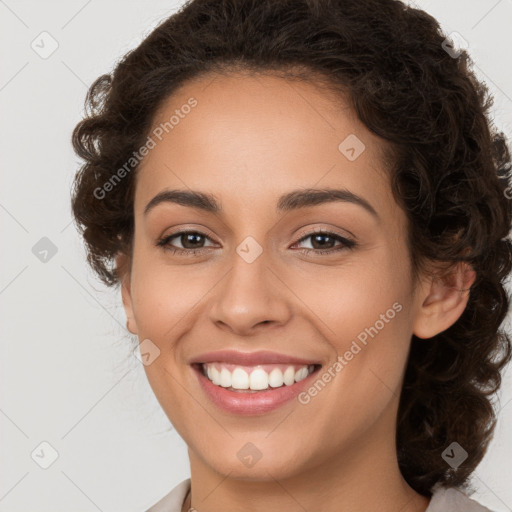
[184,233,203,248]
[312,234,332,249]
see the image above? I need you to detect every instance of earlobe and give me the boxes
[413,262,476,339]
[116,253,138,335]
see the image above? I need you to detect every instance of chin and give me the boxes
[198,443,309,482]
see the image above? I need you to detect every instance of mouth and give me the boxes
[193,362,321,392]
[190,357,323,415]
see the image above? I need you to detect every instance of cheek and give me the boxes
[129,251,209,340]
[296,265,414,431]
[285,249,412,347]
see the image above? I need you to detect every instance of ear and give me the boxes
[412,261,476,339]
[116,252,138,335]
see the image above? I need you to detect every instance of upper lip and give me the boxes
[189,350,322,366]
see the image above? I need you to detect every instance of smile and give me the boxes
[190,350,323,415]
[200,362,318,392]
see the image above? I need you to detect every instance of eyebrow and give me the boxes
[144,187,379,219]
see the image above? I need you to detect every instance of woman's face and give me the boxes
[120,71,433,481]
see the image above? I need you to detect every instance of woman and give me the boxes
[70,0,511,511]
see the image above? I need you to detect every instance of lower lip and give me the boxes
[192,364,321,415]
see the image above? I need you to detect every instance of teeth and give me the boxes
[210,366,221,385]
[295,367,309,382]
[232,368,249,389]
[249,368,268,390]
[202,363,315,391]
[268,368,284,388]
[283,366,295,386]
[219,368,232,387]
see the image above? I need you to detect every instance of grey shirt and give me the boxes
[145,478,494,512]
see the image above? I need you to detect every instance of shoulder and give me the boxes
[427,484,494,512]
[143,479,494,512]
[144,478,191,512]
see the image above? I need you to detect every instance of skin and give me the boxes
[118,71,475,512]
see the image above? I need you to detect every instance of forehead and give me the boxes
[134,71,395,219]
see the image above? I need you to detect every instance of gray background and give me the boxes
[1,0,511,510]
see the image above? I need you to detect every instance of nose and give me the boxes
[208,249,293,336]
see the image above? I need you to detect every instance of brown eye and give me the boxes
[305,233,337,250]
[156,230,216,254]
[293,230,357,255]
[177,232,206,249]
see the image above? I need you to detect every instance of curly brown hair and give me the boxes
[70,0,512,497]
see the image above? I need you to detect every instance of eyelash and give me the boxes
[156,229,357,257]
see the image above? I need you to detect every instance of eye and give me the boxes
[156,228,357,257]
[156,230,216,255]
[292,229,357,256]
